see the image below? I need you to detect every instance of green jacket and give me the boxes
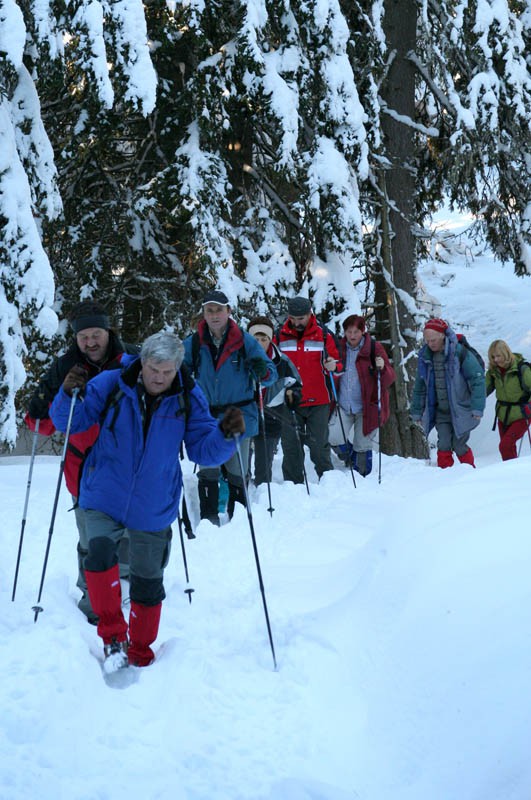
[486,354,531,426]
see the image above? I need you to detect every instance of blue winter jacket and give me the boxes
[410,327,486,438]
[50,358,236,531]
[183,319,277,438]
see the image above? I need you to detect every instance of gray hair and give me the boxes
[140,331,184,368]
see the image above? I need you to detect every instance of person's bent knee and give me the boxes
[130,575,165,606]
[84,537,118,572]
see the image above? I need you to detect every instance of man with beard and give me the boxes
[25,300,137,623]
[277,296,342,484]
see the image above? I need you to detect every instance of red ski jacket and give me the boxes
[277,315,342,407]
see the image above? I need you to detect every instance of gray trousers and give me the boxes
[83,508,172,607]
[73,499,130,621]
[435,418,470,455]
[197,437,251,488]
[328,407,378,452]
[281,404,333,483]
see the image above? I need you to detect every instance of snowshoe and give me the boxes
[103,638,129,674]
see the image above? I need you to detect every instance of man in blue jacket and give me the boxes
[51,332,244,672]
[183,290,277,524]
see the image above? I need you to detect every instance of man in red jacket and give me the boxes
[277,296,342,483]
[25,300,137,623]
[328,314,396,476]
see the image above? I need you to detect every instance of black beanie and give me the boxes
[70,301,110,334]
[287,296,312,316]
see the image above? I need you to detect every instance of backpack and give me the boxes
[99,364,194,434]
[456,334,485,373]
[515,360,531,419]
[516,360,531,399]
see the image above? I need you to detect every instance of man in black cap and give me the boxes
[25,300,138,623]
[183,289,277,524]
[277,296,342,483]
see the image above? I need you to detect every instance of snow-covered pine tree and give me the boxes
[0,4,60,447]
[416,0,531,275]
[3,0,160,440]
[154,0,371,326]
[348,0,531,457]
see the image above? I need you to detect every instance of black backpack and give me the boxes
[99,365,193,434]
[516,360,531,402]
[456,333,485,373]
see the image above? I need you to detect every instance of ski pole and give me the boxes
[289,409,310,494]
[32,389,79,623]
[177,497,194,603]
[178,445,195,540]
[234,433,277,671]
[12,419,40,601]
[181,494,195,540]
[328,376,357,489]
[257,380,274,516]
[518,418,531,457]
[377,370,382,484]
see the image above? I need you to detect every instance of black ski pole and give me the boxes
[177,497,194,603]
[234,433,277,671]
[329,376,357,489]
[181,494,195,539]
[377,370,382,484]
[12,419,40,601]
[32,389,79,622]
[257,380,274,516]
[289,408,310,495]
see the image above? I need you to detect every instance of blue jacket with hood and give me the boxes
[183,319,277,438]
[410,327,485,438]
[50,358,236,531]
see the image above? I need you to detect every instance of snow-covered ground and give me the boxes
[2,214,531,800]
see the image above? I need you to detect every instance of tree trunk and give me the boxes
[374,0,428,459]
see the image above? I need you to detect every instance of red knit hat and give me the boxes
[424,318,448,334]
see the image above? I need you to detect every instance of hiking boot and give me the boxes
[103,638,129,674]
[333,444,356,468]
[198,478,220,524]
[78,592,99,625]
[356,450,372,477]
[227,482,247,519]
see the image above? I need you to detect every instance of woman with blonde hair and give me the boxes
[486,339,531,460]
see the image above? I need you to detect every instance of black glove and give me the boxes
[28,393,50,420]
[248,358,268,381]
[63,365,88,396]
[220,406,245,438]
[285,387,302,408]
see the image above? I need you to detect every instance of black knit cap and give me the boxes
[69,300,110,334]
[287,296,312,316]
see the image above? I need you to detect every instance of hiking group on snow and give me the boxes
[20,293,531,672]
